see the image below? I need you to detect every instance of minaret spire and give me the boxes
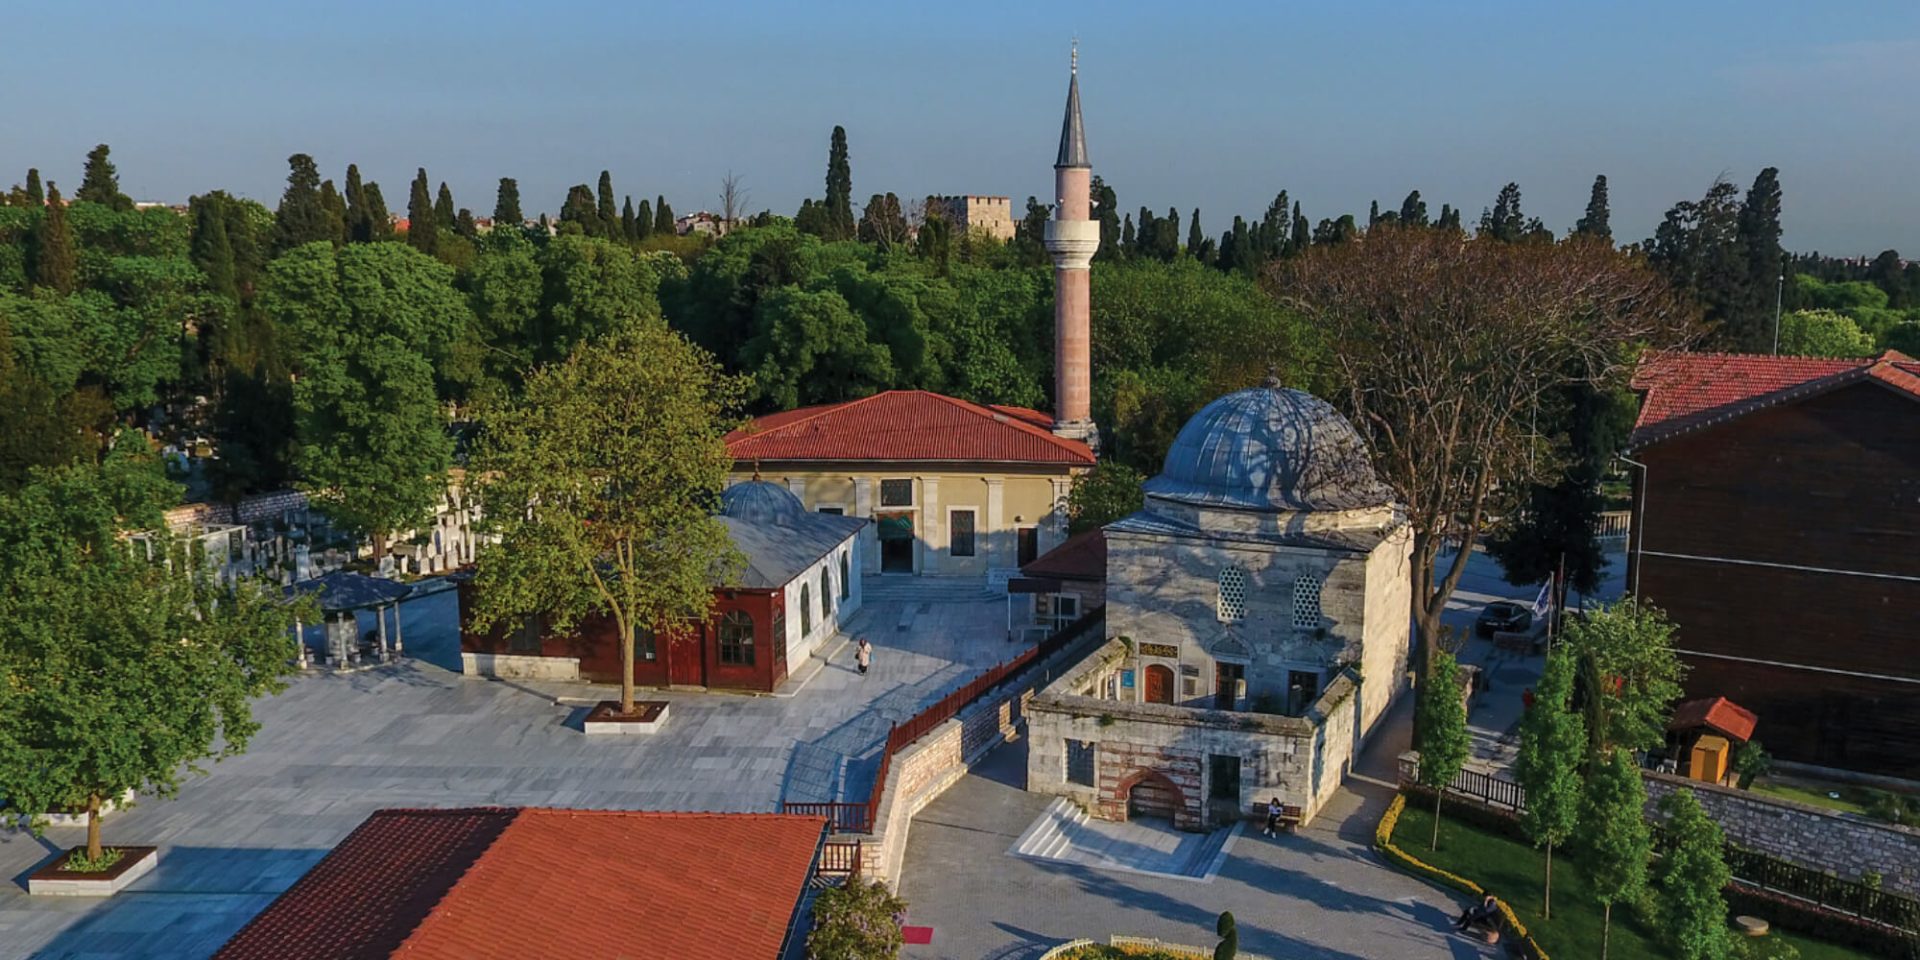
[1045,49,1100,451]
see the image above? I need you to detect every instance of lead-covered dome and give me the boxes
[720,480,805,526]
[1144,383,1394,512]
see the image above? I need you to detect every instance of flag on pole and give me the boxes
[1530,576,1554,619]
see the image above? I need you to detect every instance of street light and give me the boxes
[1771,272,1784,355]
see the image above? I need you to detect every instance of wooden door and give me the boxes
[668,628,706,687]
[1144,664,1174,704]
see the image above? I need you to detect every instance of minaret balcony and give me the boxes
[1044,219,1100,268]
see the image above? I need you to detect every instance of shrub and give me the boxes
[808,879,908,960]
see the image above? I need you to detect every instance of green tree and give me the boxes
[1737,167,1785,350]
[343,164,375,243]
[1399,190,1429,228]
[360,181,393,242]
[273,154,331,253]
[635,198,654,239]
[1066,462,1144,534]
[1778,309,1875,357]
[824,125,854,240]
[558,184,598,237]
[621,196,637,242]
[30,182,77,293]
[595,171,617,236]
[494,177,523,226]
[1575,175,1612,241]
[0,451,306,863]
[1290,202,1310,251]
[741,286,895,408]
[1583,747,1652,960]
[1186,208,1206,261]
[1647,180,1749,351]
[1436,204,1462,232]
[1655,788,1736,960]
[470,325,742,715]
[190,193,239,304]
[407,169,437,254]
[805,878,908,960]
[1486,373,1635,597]
[654,195,674,235]
[1565,600,1687,762]
[1515,648,1587,918]
[1214,911,1238,960]
[1415,650,1471,850]
[855,193,909,251]
[319,179,348,246]
[75,144,133,211]
[1092,175,1120,260]
[435,182,457,230]
[1480,183,1526,242]
[26,168,44,206]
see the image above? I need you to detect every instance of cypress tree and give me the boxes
[1399,190,1428,227]
[1290,202,1309,252]
[455,208,478,239]
[1187,208,1205,260]
[636,199,654,239]
[273,154,331,252]
[559,185,597,235]
[1437,203,1462,232]
[407,168,437,253]
[596,171,618,236]
[76,143,133,210]
[1737,167,1785,351]
[320,179,349,246]
[824,125,853,240]
[621,196,637,241]
[1368,200,1381,229]
[654,195,673,235]
[1091,176,1120,260]
[494,177,523,226]
[1481,182,1526,242]
[344,164,371,242]
[1262,192,1289,257]
[30,182,77,294]
[25,168,43,206]
[218,191,265,301]
[190,195,240,351]
[434,182,456,229]
[1120,214,1135,254]
[363,182,393,241]
[1574,175,1612,241]
[1228,216,1255,274]
[1159,207,1180,261]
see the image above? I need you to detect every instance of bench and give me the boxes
[1258,804,1304,833]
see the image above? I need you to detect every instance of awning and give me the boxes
[1007,577,1063,595]
[877,514,914,540]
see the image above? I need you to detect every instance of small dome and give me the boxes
[720,480,805,526]
[1144,384,1394,512]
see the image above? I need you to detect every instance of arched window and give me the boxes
[799,584,812,636]
[839,551,850,600]
[1217,565,1248,622]
[1292,575,1322,630]
[821,568,833,618]
[719,610,754,665]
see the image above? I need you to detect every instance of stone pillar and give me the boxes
[919,477,940,576]
[392,601,404,657]
[376,605,390,662]
[294,620,307,669]
[985,479,1005,571]
[853,477,875,574]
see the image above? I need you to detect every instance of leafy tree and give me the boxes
[343,164,375,243]
[1486,376,1634,597]
[1565,600,1687,762]
[824,125,854,240]
[190,193,239,304]
[1732,739,1770,790]
[1399,190,1429,227]
[1778,308,1875,357]
[0,451,306,863]
[1290,202,1309,252]
[1737,167,1785,349]
[360,181,393,242]
[1583,747,1652,960]
[1647,179,1750,351]
[470,325,743,715]
[1091,175,1120,260]
[494,177,523,226]
[805,878,908,960]
[595,170,617,236]
[1654,788,1736,960]
[654,194,674,235]
[318,179,348,246]
[435,182,457,230]
[558,184,598,237]
[1480,182,1526,242]
[407,168,437,254]
[273,154,331,253]
[1186,208,1205,260]
[1435,204,1462,232]
[30,182,77,293]
[1575,175,1612,241]
[1066,462,1144,534]
[635,198,654,239]
[1214,911,1238,960]
[75,144,133,211]
[621,196,637,242]
[855,192,909,251]
[1415,650,1471,850]
[1120,214,1135,254]
[1515,648,1586,918]
[741,286,894,408]
[26,167,44,206]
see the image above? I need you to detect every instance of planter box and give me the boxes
[584,700,670,736]
[28,846,158,896]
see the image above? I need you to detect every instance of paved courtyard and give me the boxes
[0,578,1011,960]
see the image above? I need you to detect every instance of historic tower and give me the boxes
[1046,47,1100,449]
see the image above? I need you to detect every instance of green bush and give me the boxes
[807,879,908,960]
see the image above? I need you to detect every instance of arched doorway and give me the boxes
[1143,664,1175,704]
[1116,769,1184,822]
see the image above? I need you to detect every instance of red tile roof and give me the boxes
[728,390,1095,467]
[214,809,826,960]
[1021,529,1106,581]
[1630,350,1920,448]
[1669,696,1759,743]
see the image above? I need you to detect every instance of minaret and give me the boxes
[1046,44,1099,450]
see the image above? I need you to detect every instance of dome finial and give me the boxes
[751,458,762,481]
[1264,364,1284,390]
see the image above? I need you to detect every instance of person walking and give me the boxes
[855,637,872,676]
[1263,796,1284,836]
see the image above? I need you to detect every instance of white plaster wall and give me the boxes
[1358,525,1414,736]
[782,537,861,665]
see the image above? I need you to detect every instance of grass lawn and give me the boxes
[1392,802,1874,960]
[1748,777,1873,817]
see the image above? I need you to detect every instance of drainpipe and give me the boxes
[1616,455,1649,602]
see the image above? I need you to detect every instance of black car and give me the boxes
[1475,601,1532,638]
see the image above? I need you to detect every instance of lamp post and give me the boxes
[1617,455,1649,601]
[1771,272,1784,355]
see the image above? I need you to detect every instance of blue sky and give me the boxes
[9,1,1917,254]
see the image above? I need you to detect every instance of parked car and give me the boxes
[1475,601,1532,638]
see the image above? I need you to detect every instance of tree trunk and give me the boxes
[1601,902,1611,960]
[372,530,388,563]
[1431,787,1443,851]
[619,619,636,715]
[1544,841,1553,920]
[86,792,103,862]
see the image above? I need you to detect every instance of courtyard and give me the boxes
[0,578,1010,960]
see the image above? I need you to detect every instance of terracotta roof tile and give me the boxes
[1669,696,1759,742]
[728,390,1094,466]
[215,810,826,960]
[1630,350,1920,448]
[1021,529,1106,581]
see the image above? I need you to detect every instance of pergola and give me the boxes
[286,571,413,668]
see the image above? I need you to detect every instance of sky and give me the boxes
[8,1,1918,255]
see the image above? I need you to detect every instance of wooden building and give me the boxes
[1627,351,1920,778]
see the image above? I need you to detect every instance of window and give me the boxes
[880,479,914,507]
[1055,595,1081,621]
[799,584,812,636]
[1217,564,1248,622]
[509,616,541,654]
[636,625,656,661]
[1017,527,1039,566]
[839,552,850,599]
[817,506,844,516]
[820,569,832,618]
[1292,575,1322,630]
[1066,739,1096,787]
[719,610,754,665]
[949,509,977,558]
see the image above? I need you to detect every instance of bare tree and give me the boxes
[1266,226,1699,675]
[718,171,749,234]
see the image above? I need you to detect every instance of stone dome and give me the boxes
[720,480,805,526]
[1143,383,1395,513]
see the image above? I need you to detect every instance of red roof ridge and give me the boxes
[1631,349,1920,449]
[731,390,895,440]
[920,390,1090,454]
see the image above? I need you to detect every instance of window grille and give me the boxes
[799,584,812,636]
[820,569,832,618]
[1066,740,1096,787]
[1292,576,1322,630]
[950,510,976,558]
[1217,565,1248,622]
[880,479,914,507]
[719,610,754,665]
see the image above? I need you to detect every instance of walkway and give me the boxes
[1,576,1010,960]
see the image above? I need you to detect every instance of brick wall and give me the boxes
[1642,771,1920,897]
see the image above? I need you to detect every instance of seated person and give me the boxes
[1452,895,1499,933]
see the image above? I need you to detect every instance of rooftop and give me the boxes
[1021,528,1106,582]
[727,390,1094,467]
[213,809,826,960]
[1669,696,1759,743]
[1144,383,1396,513]
[1630,349,1920,448]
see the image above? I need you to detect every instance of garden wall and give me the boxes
[1642,770,1920,897]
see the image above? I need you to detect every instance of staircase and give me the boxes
[859,575,1001,605]
[1012,797,1240,879]
[1012,797,1092,861]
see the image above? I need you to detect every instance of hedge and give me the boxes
[1374,793,1551,959]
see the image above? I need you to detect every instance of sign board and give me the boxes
[1120,669,1135,688]
[1138,642,1180,660]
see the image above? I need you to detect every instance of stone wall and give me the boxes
[1642,771,1920,897]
